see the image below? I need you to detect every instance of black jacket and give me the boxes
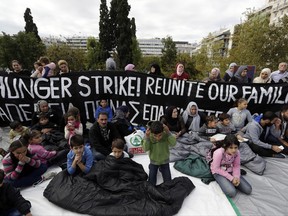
[89,122,121,156]
[0,183,31,215]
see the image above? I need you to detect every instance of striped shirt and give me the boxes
[2,151,41,180]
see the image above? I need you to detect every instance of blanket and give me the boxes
[44,156,195,216]
[170,132,266,175]
[174,153,215,184]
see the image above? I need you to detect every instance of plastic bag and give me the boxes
[124,130,145,154]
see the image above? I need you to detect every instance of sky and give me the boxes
[0,0,267,43]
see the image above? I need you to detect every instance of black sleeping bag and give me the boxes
[44,156,195,216]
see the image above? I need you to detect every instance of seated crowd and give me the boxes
[1,59,288,215]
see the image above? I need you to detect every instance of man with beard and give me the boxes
[239,111,286,158]
[89,112,121,161]
[271,105,288,146]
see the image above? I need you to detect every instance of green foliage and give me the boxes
[24,8,41,42]
[131,37,142,69]
[86,37,103,70]
[262,15,288,68]
[137,56,161,73]
[0,32,17,70]
[0,32,45,70]
[194,44,209,75]
[228,15,270,69]
[99,0,113,61]
[161,36,177,73]
[46,44,86,72]
[193,12,288,78]
[110,0,133,69]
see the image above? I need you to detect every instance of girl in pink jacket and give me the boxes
[28,130,56,165]
[210,134,252,197]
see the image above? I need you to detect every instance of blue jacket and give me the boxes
[67,146,93,175]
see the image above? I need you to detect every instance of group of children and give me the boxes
[0,101,131,215]
[2,96,282,214]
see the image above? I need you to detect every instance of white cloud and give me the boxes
[0,0,266,42]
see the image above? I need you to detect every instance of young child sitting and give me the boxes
[2,137,47,188]
[65,112,83,146]
[0,169,32,216]
[9,120,30,143]
[227,98,252,131]
[67,134,93,175]
[31,113,58,134]
[27,130,68,168]
[198,115,219,141]
[217,113,236,134]
[94,99,113,122]
[27,130,57,165]
[142,121,176,186]
[210,134,252,197]
[109,138,130,159]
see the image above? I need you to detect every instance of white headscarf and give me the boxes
[182,101,201,132]
[253,68,271,83]
[225,62,237,78]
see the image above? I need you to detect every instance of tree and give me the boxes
[110,0,134,69]
[0,32,45,70]
[99,0,113,61]
[161,36,177,73]
[86,37,103,70]
[131,38,141,69]
[24,8,41,42]
[136,56,161,74]
[130,18,142,68]
[46,44,86,72]
[0,32,17,70]
[262,15,288,67]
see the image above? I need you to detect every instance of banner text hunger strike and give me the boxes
[0,71,287,126]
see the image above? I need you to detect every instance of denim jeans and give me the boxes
[4,163,47,188]
[148,163,171,186]
[265,134,288,155]
[213,174,252,197]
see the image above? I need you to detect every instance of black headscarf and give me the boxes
[163,106,178,126]
[148,63,164,76]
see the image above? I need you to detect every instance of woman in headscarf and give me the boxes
[181,102,206,132]
[223,62,237,82]
[160,106,186,138]
[253,68,272,83]
[231,66,252,83]
[147,63,164,77]
[31,100,60,127]
[202,68,223,82]
[170,63,190,80]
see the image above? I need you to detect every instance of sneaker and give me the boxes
[273,153,286,158]
[42,171,57,181]
[240,169,247,175]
